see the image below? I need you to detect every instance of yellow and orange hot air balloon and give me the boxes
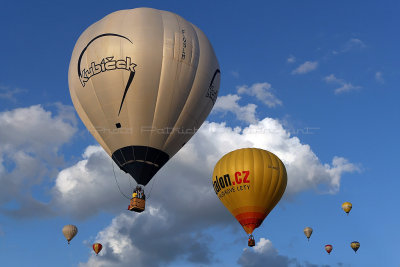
[93,243,103,255]
[212,148,287,246]
[342,202,352,215]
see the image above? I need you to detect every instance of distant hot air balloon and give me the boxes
[350,241,360,253]
[68,7,220,212]
[325,244,333,255]
[212,148,287,246]
[303,227,313,241]
[62,225,78,244]
[93,243,103,255]
[342,202,352,215]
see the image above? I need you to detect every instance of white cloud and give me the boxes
[375,71,384,83]
[292,61,318,74]
[0,104,77,156]
[54,117,359,219]
[324,74,361,94]
[0,103,358,266]
[0,105,77,217]
[324,74,341,84]
[238,238,293,267]
[213,94,258,123]
[237,83,282,108]
[287,55,296,63]
[238,238,327,267]
[57,113,358,266]
[52,145,129,218]
[334,83,361,94]
[79,209,214,267]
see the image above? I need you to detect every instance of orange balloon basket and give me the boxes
[129,197,145,213]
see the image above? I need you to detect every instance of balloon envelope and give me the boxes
[93,243,103,255]
[325,244,333,254]
[342,202,352,214]
[62,225,78,244]
[69,7,220,186]
[351,241,360,253]
[212,148,287,234]
[303,227,313,240]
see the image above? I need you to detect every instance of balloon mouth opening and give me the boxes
[233,209,266,234]
[112,146,169,186]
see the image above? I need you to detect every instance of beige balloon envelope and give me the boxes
[303,227,313,241]
[62,225,78,244]
[68,8,220,186]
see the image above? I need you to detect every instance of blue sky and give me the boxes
[0,0,399,266]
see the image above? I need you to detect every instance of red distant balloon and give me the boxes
[93,243,103,255]
[325,244,333,255]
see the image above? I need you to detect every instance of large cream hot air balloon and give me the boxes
[212,148,287,246]
[303,227,313,241]
[68,8,220,210]
[62,225,78,244]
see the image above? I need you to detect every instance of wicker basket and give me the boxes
[129,197,145,212]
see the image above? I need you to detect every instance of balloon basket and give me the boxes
[129,197,145,213]
[248,239,255,247]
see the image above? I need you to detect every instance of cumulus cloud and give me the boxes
[324,74,361,94]
[52,146,128,219]
[238,238,327,267]
[291,61,318,74]
[238,238,293,267]
[213,82,282,123]
[0,105,77,218]
[237,83,282,108]
[55,118,359,218]
[0,102,358,265]
[213,94,258,123]
[79,211,214,267]
[57,116,358,266]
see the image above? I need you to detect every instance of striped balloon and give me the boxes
[93,243,103,255]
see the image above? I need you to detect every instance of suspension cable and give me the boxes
[145,174,158,200]
[111,161,130,199]
[128,170,133,191]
